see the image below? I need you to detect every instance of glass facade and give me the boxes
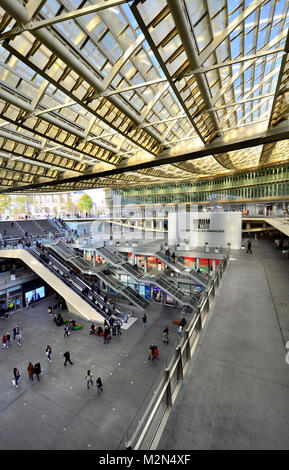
[108,164,289,206]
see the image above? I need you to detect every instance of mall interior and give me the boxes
[0,0,289,451]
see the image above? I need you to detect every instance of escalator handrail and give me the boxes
[41,247,120,317]
[29,247,111,321]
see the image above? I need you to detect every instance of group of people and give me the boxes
[102,268,111,276]
[27,361,42,382]
[12,341,103,392]
[3,325,21,347]
[14,344,53,387]
[85,370,103,393]
[0,301,16,318]
[164,248,177,263]
[90,316,122,344]
[53,312,64,326]
[63,320,77,337]
[148,344,159,363]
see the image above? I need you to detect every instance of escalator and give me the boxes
[154,273,200,311]
[0,247,105,323]
[96,246,144,280]
[42,246,122,317]
[48,243,150,310]
[155,250,210,288]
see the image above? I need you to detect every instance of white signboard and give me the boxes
[168,212,242,249]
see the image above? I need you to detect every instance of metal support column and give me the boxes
[176,346,183,381]
[165,369,172,407]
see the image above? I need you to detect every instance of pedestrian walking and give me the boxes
[247,239,252,254]
[13,325,19,340]
[162,331,169,345]
[148,344,155,361]
[86,369,93,389]
[13,368,21,388]
[153,346,159,363]
[17,332,22,346]
[142,313,147,328]
[116,321,122,335]
[34,362,42,381]
[27,362,34,381]
[103,331,110,344]
[177,324,183,337]
[103,326,110,344]
[6,332,11,347]
[96,377,103,393]
[64,324,70,338]
[25,298,29,310]
[2,334,7,348]
[63,351,73,366]
[46,345,52,362]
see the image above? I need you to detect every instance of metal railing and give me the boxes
[119,249,230,450]
[188,267,210,286]
[121,262,144,279]
[155,250,186,273]
[45,247,120,317]
[96,246,126,265]
[27,247,111,321]
[156,273,200,309]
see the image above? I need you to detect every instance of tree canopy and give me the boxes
[78,194,93,213]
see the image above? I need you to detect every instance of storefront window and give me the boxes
[7,285,22,310]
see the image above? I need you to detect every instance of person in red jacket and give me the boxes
[153,346,159,363]
[2,334,7,348]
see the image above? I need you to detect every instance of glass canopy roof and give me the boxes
[0,0,288,193]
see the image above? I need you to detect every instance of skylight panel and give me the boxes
[194,15,211,52]
[100,32,123,63]
[229,7,242,24]
[256,29,267,50]
[41,0,61,17]
[245,29,255,53]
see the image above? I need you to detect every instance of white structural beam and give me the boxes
[198,0,267,65]
[2,120,289,194]
[0,0,131,40]
[0,0,162,148]
[212,29,288,107]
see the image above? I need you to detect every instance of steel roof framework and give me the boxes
[0,0,287,193]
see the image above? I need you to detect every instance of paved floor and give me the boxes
[158,239,289,450]
[0,296,181,450]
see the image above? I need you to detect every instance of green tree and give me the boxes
[78,194,93,214]
[0,195,12,215]
[12,196,27,217]
[65,199,77,214]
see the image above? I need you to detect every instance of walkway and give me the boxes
[0,295,181,450]
[158,239,289,450]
